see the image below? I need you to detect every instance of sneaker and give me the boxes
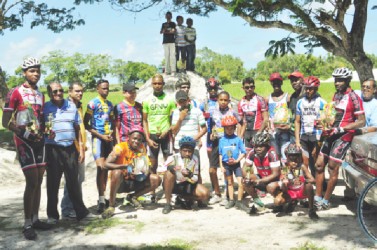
[272,205,283,213]
[309,208,319,220]
[314,200,323,211]
[32,220,53,230]
[97,201,106,214]
[253,198,265,208]
[62,212,77,220]
[220,198,229,206]
[81,213,99,221]
[47,217,58,225]
[257,189,266,198]
[208,195,222,205]
[284,201,297,213]
[225,200,235,209]
[127,195,143,209]
[102,207,115,219]
[248,205,258,215]
[23,225,36,240]
[321,201,331,210]
[162,204,172,214]
[197,201,208,208]
[235,201,249,212]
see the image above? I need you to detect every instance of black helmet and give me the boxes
[252,132,270,146]
[285,143,302,155]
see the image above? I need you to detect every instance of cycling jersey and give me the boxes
[245,147,280,178]
[3,83,44,128]
[238,94,267,131]
[210,107,242,139]
[142,92,176,134]
[114,101,143,142]
[332,88,364,142]
[86,96,114,135]
[296,94,327,136]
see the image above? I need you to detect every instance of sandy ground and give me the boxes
[0,143,376,250]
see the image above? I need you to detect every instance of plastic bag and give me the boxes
[273,103,291,125]
[319,102,336,131]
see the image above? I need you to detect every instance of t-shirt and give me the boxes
[162,153,199,183]
[354,90,377,127]
[3,83,45,131]
[44,99,81,147]
[114,101,143,142]
[142,93,176,134]
[171,106,206,150]
[332,88,364,142]
[85,96,114,135]
[296,94,327,136]
[175,24,187,47]
[219,134,246,162]
[161,21,176,44]
[185,27,196,45]
[268,93,289,119]
[113,142,149,178]
[210,107,242,139]
[245,147,280,178]
[238,94,267,131]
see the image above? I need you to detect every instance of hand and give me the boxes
[329,127,344,136]
[210,132,217,141]
[179,108,189,120]
[220,167,226,173]
[48,130,56,140]
[100,134,113,142]
[314,120,323,130]
[159,130,169,139]
[147,138,159,148]
[17,128,40,142]
[227,158,237,165]
[78,146,85,163]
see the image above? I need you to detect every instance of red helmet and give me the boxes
[303,76,320,88]
[206,77,219,89]
[221,115,238,127]
[269,72,283,81]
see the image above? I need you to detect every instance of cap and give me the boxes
[123,83,139,92]
[175,90,188,101]
[288,71,304,79]
[269,72,283,81]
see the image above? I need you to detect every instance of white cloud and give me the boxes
[118,38,163,66]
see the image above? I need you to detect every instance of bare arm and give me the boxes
[294,114,301,147]
[259,110,269,132]
[104,151,128,170]
[259,167,280,185]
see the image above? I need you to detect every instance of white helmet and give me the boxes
[332,67,352,79]
[22,57,40,70]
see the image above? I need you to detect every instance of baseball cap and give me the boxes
[288,71,304,79]
[123,83,139,92]
[269,72,283,81]
[175,90,188,101]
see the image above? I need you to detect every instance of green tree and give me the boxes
[218,70,231,85]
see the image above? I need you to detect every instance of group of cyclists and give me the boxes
[3,57,373,240]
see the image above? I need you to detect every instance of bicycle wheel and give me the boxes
[357,178,377,242]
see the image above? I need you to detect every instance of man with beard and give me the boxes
[314,68,365,210]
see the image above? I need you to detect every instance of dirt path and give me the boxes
[0,146,375,250]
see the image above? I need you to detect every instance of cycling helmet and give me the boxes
[175,77,190,89]
[332,67,352,79]
[206,77,219,90]
[252,132,270,146]
[285,143,302,155]
[128,126,145,138]
[179,136,196,149]
[221,115,238,127]
[22,57,40,71]
[303,76,320,88]
[269,72,283,81]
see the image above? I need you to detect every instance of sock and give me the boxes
[99,196,105,204]
[32,214,39,223]
[24,219,32,228]
[314,196,322,202]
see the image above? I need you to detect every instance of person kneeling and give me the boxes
[274,143,319,220]
[160,136,210,214]
[102,128,161,219]
[243,132,282,214]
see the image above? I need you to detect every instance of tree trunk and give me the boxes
[0,66,9,109]
[348,51,374,85]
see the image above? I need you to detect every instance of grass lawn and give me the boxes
[222,80,361,102]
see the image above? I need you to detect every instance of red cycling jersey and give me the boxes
[245,147,280,178]
[332,88,364,142]
[238,94,267,131]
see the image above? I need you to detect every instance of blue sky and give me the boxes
[0,1,376,75]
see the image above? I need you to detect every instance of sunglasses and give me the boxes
[244,86,255,90]
[52,89,64,95]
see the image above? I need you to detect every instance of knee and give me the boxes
[209,168,217,175]
[315,163,324,173]
[274,193,286,206]
[266,182,279,195]
[150,174,162,188]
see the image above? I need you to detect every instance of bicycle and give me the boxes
[357,178,377,242]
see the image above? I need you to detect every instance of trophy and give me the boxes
[16,102,40,135]
[244,165,254,184]
[227,150,233,160]
[45,113,54,136]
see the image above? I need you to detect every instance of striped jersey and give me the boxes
[175,25,187,47]
[43,99,80,147]
[114,101,143,142]
[238,94,267,131]
[296,94,327,136]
